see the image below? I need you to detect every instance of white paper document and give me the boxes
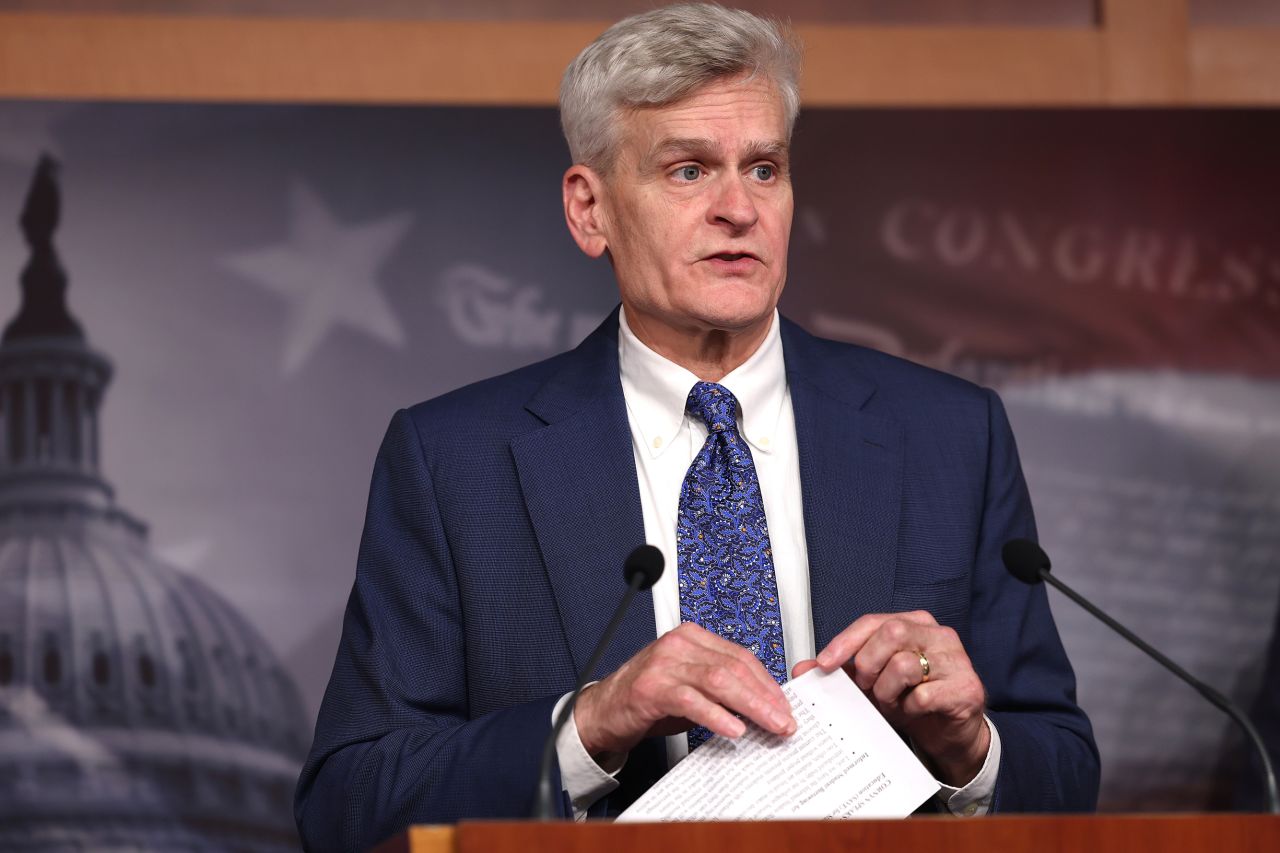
[616,667,940,822]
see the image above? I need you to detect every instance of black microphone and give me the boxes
[1002,538,1280,814]
[531,544,664,819]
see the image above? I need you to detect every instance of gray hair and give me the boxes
[559,3,802,172]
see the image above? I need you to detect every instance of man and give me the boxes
[295,6,1098,850]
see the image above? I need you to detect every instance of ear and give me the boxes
[562,164,609,259]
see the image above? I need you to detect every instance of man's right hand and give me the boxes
[573,622,796,759]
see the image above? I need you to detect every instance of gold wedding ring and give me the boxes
[918,651,931,683]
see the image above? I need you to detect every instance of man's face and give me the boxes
[595,75,793,342]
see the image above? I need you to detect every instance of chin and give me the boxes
[688,302,775,334]
[689,285,778,331]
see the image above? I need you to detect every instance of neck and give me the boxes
[624,308,771,383]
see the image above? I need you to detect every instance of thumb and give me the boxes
[791,659,821,679]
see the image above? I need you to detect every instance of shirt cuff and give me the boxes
[552,688,625,821]
[926,715,1000,817]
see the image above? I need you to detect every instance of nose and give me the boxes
[708,173,759,233]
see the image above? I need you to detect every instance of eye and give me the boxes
[674,165,702,182]
[752,164,776,181]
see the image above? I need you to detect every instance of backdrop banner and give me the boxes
[0,103,1276,848]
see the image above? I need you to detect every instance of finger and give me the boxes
[668,684,747,740]
[687,657,796,736]
[816,610,938,670]
[852,620,944,691]
[815,613,891,671]
[669,623,790,711]
[669,623,781,692]
[870,649,929,706]
[792,659,820,679]
[857,623,969,694]
[900,670,986,722]
[899,681,939,718]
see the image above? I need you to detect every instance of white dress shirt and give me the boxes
[554,308,999,818]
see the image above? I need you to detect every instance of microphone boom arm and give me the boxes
[1040,568,1280,814]
[531,570,647,819]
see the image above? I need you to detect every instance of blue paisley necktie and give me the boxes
[677,381,786,750]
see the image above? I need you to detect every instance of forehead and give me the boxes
[618,76,789,159]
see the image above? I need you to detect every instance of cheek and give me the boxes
[612,197,666,258]
[768,196,794,231]
[639,219,692,279]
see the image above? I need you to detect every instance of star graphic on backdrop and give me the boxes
[222,180,413,375]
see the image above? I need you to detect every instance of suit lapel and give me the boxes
[512,312,655,680]
[782,319,904,652]
[511,314,905,676]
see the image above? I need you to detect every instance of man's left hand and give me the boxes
[792,610,990,787]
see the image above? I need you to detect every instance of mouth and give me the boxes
[706,251,761,263]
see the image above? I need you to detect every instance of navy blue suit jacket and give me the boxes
[295,312,1099,852]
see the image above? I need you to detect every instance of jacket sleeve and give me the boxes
[293,410,566,853]
[972,389,1101,812]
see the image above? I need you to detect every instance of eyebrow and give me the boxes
[644,137,790,168]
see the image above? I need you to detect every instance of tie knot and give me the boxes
[686,382,739,434]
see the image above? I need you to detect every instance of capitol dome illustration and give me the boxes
[0,156,309,851]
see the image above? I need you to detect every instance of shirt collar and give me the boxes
[618,307,787,458]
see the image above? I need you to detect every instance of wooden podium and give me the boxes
[377,814,1279,853]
